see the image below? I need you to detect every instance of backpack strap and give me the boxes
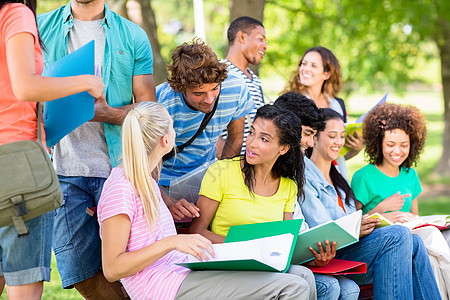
[335,97,348,123]
[163,90,220,162]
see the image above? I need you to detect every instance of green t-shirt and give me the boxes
[351,164,422,214]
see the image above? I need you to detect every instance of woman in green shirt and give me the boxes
[351,103,427,223]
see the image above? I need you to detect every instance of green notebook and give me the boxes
[339,123,362,157]
[178,219,303,273]
[291,210,362,265]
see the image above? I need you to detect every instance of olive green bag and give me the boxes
[0,103,62,236]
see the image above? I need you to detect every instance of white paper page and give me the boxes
[334,210,362,238]
[421,215,450,226]
[187,233,294,271]
[396,217,426,229]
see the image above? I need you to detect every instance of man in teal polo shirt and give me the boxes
[38,0,155,298]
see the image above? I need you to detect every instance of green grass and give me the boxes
[418,197,450,216]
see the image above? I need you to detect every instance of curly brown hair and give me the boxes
[363,103,427,169]
[283,46,341,98]
[167,38,228,93]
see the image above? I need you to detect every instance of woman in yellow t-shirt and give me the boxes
[190,104,303,241]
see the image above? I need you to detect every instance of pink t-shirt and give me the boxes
[98,167,189,300]
[0,3,44,145]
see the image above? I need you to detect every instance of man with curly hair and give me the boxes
[156,39,253,216]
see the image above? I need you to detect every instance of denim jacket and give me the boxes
[299,157,356,228]
[38,2,153,167]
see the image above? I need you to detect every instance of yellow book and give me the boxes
[339,123,362,158]
[338,92,388,158]
[368,213,393,228]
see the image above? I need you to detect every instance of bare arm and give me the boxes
[215,136,226,159]
[410,198,419,215]
[189,195,225,244]
[90,74,156,124]
[6,33,104,101]
[283,212,293,220]
[220,117,245,159]
[101,214,213,282]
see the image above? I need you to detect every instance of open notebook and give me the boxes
[291,210,362,264]
[178,219,303,272]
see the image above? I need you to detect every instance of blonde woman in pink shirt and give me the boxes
[97,102,313,300]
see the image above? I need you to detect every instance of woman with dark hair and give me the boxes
[0,0,103,298]
[300,108,440,299]
[284,46,363,177]
[190,104,317,300]
[351,103,427,221]
[190,104,305,242]
[352,103,450,299]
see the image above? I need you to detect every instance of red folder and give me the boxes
[413,223,449,231]
[306,259,367,275]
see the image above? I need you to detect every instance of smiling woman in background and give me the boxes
[284,46,363,178]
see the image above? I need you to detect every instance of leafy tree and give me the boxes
[263,0,450,177]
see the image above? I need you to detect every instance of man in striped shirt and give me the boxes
[157,39,253,215]
[219,16,267,155]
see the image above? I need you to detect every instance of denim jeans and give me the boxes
[0,212,53,285]
[314,274,359,300]
[53,175,106,288]
[335,225,441,300]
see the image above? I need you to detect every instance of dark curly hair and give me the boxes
[283,46,341,98]
[167,38,228,93]
[242,104,305,200]
[363,103,427,170]
[273,92,325,131]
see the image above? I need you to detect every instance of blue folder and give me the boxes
[43,40,96,147]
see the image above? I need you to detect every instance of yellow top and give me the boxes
[199,158,297,237]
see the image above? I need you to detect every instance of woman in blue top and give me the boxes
[300,108,440,300]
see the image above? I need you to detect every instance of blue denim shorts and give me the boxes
[0,212,53,286]
[53,175,106,288]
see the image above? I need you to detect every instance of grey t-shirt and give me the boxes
[53,18,111,178]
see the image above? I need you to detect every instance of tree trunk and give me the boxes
[120,0,168,85]
[228,0,266,75]
[434,19,450,177]
[106,0,129,19]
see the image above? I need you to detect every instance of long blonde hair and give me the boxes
[121,102,171,229]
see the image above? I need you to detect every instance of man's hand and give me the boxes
[91,93,113,122]
[306,240,336,267]
[169,199,200,220]
[360,214,379,237]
